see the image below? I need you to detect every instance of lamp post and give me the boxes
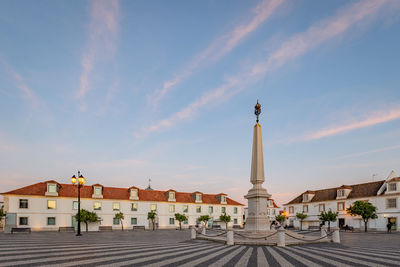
[71,171,85,236]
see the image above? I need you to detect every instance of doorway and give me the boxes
[339,218,345,228]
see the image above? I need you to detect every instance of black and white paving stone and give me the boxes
[0,230,399,266]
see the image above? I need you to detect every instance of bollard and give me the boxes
[321,225,328,239]
[226,230,234,246]
[191,227,196,239]
[332,227,340,243]
[277,229,285,247]
[202,226,206,235]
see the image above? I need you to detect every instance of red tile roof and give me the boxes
[285,180,385,205]
[2,181,244,206]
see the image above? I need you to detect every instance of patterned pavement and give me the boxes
[0,230,399,266]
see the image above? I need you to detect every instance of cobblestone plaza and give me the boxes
[0,230,399,266]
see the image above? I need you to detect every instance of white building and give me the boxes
[244,198,280,223]
[283,171,400,231]
[1,180,244,231]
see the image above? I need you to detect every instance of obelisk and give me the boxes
[244,101,271,232]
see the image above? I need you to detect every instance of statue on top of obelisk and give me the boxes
[244,100,271,232]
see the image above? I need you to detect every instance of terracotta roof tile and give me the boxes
[2,182,244,206]
[285,180,385,205]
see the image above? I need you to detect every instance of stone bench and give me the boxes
[11,228,31,234]
[308,226,320,230]
[59,227,75,232]
[132,226,146,231]
[99,226,113,231]
[233,225,241,229]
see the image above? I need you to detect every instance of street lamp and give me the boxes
[71,171,85,236]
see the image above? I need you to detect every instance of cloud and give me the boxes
[0,57,38,108]
[141,0,397,136]
[76,0,119,100]
[331,144,400,161]
[152,0,285,105]
[301,105,400,141]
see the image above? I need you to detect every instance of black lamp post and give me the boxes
[71,171,85,236]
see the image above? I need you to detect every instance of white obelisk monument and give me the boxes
[244,101,271,232]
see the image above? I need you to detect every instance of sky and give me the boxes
[1,0,400,207]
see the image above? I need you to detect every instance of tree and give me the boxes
[275,214,286,224]
[198,215,211,228]
[148,211,157,231]
[219,213,231,230]
[296,213,308,230]
[74,209,98,232]
[347,201,378,232]
[174,213,188,230]
[115,212,125,231]
[0,206,5,218]
[318,210,338,232]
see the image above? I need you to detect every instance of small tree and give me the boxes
[347,201,378,232]
[74,209,98,232]
[318,210,338,232]
[219,213,231,230]
[148,211,157,231]
[115,212,125,231]
[275,214,286,224]
[198,215,211,228]
[0,206,5,218]
[174,213,187,230]
[296,213,308,230]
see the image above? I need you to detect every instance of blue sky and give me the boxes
[1,0,400,206]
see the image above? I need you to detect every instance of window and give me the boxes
[209,206,213,214]
[289,206,294,213]
[19,217,28,225]
[338,190,345,197]
[183,205,188,213]
[113,203,120,211]
[273,209,276,215]
[319,204,325,212]
[94,202,102,210]
[221,195,226,203]
[47,217,56,225]
[169,205,175,213]
[222,207,226,213]
[48,184,57,193]
[131,218,137,225]
[47,200,56,210]
[94,187,102,196]
[234,207,238,214]
[130,189,138,198]
[387,198,397,209]
[267,209,270,215]
[303,194,308,201]
[184,219,188,225]
[19,199,28,209]
[196,194,202,202]
[337,202,345,211]
[151,204,157,211]
[303,205,308,213]
[169,218,175,225]
[113,217,120,225]
[388,183,397,192]
[131,203,138,211]
[73,201,78,210]
[169,192,175,199]
[196,206,201,213]
[234,218,238,224]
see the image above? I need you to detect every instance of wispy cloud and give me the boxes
[76,0,119,102]
[301,105,400,141]
[141,0,396,136]
[152,0,285,105]
[331,144,400,160]
[0,57,38,108]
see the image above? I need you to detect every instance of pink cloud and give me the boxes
[152,0,285,105]
[76,0,119,100]
[302,106,400,141]
[141,0,398,137]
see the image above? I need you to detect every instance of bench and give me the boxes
[11,228,31,234]
[59,227,75,232]
[308,226,320,230]
[342,225,354,232]
[212,225,221,229]
[99,226,113,231]
[132,226,145,231]
[233,225,241,229]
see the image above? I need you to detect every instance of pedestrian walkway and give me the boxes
[0,231,398,266]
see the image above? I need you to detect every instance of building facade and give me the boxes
[283,171,400,231]
[1,180,244,231]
